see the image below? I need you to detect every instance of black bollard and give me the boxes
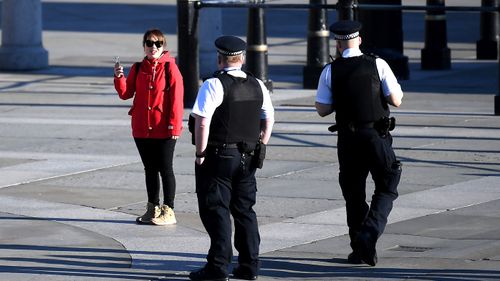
[303,0,330,89]
[337,0,356,21]
[421,0,451,70]
[496,94,500,115]
[497,29,500,115]
[177,0,200,108]
[335,0,357,57]
[246,0,273,92]
[477,0,499,60]
[357,0,409,79]
[336,0,356,58]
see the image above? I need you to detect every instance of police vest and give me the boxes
[330,54,389,125]
[209,71,263,145]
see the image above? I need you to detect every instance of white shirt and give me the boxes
[315,48,403,105]
[192,67,274,120]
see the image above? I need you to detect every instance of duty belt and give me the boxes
[343,121,374,132]
[207,142,239,149]
[329,117,395,135]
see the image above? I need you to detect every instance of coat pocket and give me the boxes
[154,103,163,113]
[127,104,135,116]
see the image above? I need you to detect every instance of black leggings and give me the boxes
[134,138,177,208]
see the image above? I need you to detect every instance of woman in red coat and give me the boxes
[114,28,184,225]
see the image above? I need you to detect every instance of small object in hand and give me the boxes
[113,56,122,77]
[328,124,338,132]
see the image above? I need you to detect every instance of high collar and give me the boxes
[341,47,363,58]
[223,66,241,71]
[146,51,170,64]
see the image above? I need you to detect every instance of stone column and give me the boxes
[0,0,49,70]
[199,8,222,79]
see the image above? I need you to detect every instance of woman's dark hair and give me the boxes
[142,29,166,47]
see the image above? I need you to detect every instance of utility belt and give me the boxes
[207,141,266,169]
[329,117,396,136]
[207,141,240,149]
[375,116,396,136]
[328,121,374,133]
[207,141,256,152]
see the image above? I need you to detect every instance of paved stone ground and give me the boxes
[1,0,500,280]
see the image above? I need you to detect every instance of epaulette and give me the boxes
[213,70,226,77]
[200,70,224,82]
[365,52,380,59]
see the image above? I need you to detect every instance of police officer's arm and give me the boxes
[315,102,334,117]
[377,58,403,108]
[191,77,222,164]
[258,82,275,145]
[385,92,403,107]
[315,65,335,117]
[260,118,274,145]
[193,113,210,159]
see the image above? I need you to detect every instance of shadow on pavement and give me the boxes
[260,256,500,280]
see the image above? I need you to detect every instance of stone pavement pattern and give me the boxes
[1,0,500,280]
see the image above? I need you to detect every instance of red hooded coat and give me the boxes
[114,51,184,138]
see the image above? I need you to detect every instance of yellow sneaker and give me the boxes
[136,202,160,224]
[151,205,177,225]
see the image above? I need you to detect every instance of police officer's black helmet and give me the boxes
[330,20,362,40]
[215,35,247,56]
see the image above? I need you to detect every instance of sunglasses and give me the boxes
[145,40,164,48]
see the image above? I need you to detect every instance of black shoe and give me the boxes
[361,250,378,266]
[232,266,258,280]
[189,266,229,281]
[347,251,363,264]
[356,234,378,266]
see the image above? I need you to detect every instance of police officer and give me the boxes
[315,20,403,266]
[189,35,274,281]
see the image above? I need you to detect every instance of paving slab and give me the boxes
[1,0,500,280]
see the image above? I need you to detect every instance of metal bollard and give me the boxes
[337,0,356,21]
[334,0,356,59]
[357,0,409,80]
[421,0,451,70]
[303,0,330,89]
[497,31,500,115]
[496,94,500,115]
[177,0,200,108]
[246,0,273,92]
[477,0,499,60]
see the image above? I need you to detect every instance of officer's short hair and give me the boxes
[218,53,244,64]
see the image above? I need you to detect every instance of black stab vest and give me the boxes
[209,71,263,144]
[330,54,389,125]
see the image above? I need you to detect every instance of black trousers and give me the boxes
[134,138,177,208]
[195,147,260,274]
[337,128,402,248]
